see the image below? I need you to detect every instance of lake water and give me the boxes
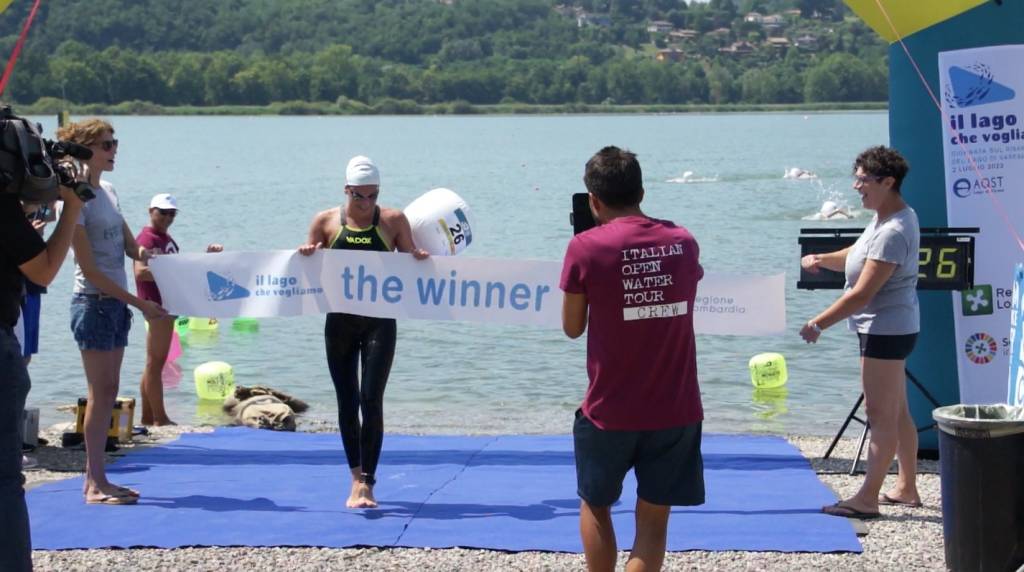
[24,112,887,436]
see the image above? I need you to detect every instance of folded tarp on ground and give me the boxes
[27,428,861,553]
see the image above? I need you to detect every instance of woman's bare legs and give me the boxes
[140,317,175,426]
[831,357,914,514]
[81,348,134,501]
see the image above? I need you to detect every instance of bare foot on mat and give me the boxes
[347,481,378,509]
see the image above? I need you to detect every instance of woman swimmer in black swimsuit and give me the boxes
[299,156,429,508]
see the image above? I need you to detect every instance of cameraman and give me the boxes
[1,186,84,572]
[561,146,705,572]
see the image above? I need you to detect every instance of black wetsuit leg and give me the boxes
[325,313,396,481]
[356,317,396,479]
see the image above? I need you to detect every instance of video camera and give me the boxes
[0,104,94,203]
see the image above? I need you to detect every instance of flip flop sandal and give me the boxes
[86,493,138,505]
[822,501,881,520]
[115,486,140,498]
[878,493,922,507]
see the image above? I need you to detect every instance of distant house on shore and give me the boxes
[743,12,764,24]
[794,34,819,51]
[707,27,732,41]
[577,12,611,28]
[655,48,685,62]
[761,14,786,32]
[765,37,791,50]
[646,20,674,34]
[719,41,755,56]
[669,29,699,42]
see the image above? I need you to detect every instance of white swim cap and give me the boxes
[345,156,380,186]
[820,200,838,216]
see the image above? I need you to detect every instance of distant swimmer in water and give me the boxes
[666,171,718,184]
[784,167,818,180]
[819,200,852,219]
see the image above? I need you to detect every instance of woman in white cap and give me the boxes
[299,155,428,509]
[133,194,223,426]
[57,118,168,505]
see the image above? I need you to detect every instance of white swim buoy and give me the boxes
[403,188,474,256]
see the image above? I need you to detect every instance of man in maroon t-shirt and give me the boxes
[561,146,705,571]
[134,194,222,425]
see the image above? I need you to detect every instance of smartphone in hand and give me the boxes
[571,193,596,235]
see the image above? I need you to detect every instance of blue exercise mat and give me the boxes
[27,428,861,553]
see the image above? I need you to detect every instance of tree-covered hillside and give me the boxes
[0,0,889,110]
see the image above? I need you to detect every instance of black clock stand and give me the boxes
[820,369,943,475]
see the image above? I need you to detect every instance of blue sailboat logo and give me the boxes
[207,272,250,301]
[945,63,1015,108]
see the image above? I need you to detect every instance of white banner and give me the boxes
[149,251,785,336]
[940,45,1024,403]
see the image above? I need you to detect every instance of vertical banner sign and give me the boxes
[940,45,1024,403]
[1009,264,1024,405]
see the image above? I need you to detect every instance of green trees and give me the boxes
[804,53,886,102]
[0,0,888,110]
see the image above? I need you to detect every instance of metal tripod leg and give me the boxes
[822,392,866,461]
[851,421,870,476]
[823,368,940,475]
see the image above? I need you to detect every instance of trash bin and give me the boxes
[933,404,1024,572]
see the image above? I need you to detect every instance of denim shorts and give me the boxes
[573,409,705,507]
[70,294,132,351]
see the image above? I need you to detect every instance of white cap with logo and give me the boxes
[345,156,380,186]
[150,193,178,210]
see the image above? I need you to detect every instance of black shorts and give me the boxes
[572,409,705,507]
[857,333,918,360]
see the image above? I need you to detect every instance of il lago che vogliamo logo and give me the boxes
[207,272,323,302]
[945,62,1021,144]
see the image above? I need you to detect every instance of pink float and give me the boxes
[162,361,182,389]
[167,330,183,362]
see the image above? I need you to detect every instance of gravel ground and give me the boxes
[24,425,945,571]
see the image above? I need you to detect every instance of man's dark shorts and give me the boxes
[573,409,704,507]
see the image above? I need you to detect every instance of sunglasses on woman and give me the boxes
[95,139,119,151]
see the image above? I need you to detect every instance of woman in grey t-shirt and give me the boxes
[799,146,922,519]
[58,119,168,505]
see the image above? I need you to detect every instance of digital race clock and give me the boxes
[797,228,976,291]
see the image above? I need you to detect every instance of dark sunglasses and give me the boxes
[157,208,177,217]
[95,139,119,151]
[350,190,379,201]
